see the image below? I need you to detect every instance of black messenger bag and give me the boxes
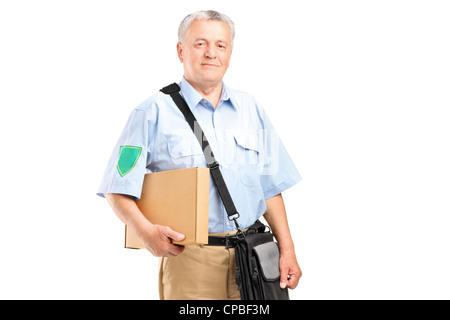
[234,220,289,300]
[161,83,289,300]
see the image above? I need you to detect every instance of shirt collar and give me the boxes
[179,77,240,111]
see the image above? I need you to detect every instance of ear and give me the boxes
[177,42,183,63]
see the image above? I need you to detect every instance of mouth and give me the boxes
[202,63,220,67]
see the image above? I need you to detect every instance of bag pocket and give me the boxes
[252,241,289,300]
[253,242,281,281]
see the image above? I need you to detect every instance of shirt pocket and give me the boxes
[167,136,205,167]
[234,131,261,187]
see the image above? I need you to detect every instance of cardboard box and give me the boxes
[125,167,209,249]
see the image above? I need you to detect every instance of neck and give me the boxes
[185,78,223,109]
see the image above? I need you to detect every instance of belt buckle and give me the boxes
[225,235,235,249]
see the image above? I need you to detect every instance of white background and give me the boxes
[1,0,449,300]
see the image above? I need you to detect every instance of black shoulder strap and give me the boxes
[160,83,241,231]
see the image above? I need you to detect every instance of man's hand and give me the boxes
[138,223,186,257]
[104,193,185,257]
[279,251,302,289]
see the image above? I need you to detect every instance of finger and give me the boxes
[279,267,289,289]
[167,243,185,256]
[287,274,299,289]
[173,244,185,255]
[163,226,185,242]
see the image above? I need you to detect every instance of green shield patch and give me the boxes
[117,145,142,177]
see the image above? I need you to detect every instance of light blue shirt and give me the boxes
[98,78,301,233]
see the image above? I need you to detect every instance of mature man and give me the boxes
[98,10,302,300]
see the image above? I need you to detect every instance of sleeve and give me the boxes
[257,105,302,199]
[97,108,151,200]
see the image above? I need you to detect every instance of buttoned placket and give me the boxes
[199,98,234,231]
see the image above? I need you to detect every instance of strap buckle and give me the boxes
[227,212,240,222]
[228,213,243,238]
[208,161,220,170]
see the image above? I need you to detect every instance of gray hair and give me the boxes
[178,10,235,48]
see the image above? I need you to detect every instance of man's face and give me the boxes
[177,19,232,87]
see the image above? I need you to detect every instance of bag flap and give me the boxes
[252,241,281,281]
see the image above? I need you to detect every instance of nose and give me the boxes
[204,44,217,59]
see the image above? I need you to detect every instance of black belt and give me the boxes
[207,235,240,248]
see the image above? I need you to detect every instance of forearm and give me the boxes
[263,193,295,254]
[104,193,152,235]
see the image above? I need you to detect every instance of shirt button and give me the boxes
[226,222,230,226]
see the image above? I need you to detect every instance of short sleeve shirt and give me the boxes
[97,78,302,233]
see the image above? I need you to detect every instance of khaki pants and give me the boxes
[159,230,241,300]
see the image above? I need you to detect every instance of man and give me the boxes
[98,10,302,300]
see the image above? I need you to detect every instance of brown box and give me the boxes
[125,167,210,249]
